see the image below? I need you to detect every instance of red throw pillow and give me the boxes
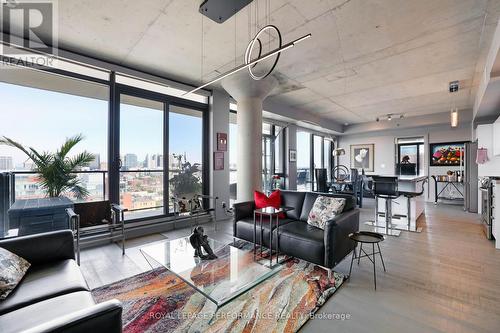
[254,190,285,218]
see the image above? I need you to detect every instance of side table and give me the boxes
[348,231,386,290]
[253,207,293,267]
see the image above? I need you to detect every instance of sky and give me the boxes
[0,81,202,169]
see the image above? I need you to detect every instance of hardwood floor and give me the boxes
[80,200,500,333]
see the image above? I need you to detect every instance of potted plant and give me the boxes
[169,155,202,213]
[0,134,95,236]
[0,134,95,199]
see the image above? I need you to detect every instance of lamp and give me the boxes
[332,148,346,180]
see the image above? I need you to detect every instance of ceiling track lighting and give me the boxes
[375,114,404,122]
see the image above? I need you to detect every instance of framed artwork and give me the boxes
[217,133,227,151]
[289,149,297,162]
[214,152,224,170]
[429,141,464,166]
[350,144,374,172]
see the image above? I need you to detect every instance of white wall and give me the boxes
[476,124,500,177]
[209,90,230,217]
[338,124,472,202]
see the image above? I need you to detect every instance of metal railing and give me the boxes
[7,170,108,204]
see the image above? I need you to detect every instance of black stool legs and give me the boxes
[348,242,386,290]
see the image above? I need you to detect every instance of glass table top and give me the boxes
[254,206,294,214]
[140,237,281,307]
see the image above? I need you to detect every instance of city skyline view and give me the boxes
[0,80,203,171]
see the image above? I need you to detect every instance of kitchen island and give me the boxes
[372,175,427,233]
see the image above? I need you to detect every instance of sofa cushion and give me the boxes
[0,259,89,315]
[307,196,346,230]
[274,221,325,266]
[235,217,295,248]
[0,291,95,333]
[280,190,306,220]
[0,247,31,300]
[300,192,356,222]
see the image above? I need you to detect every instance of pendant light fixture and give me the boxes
[184,0,312,96]
[449,81,459,128]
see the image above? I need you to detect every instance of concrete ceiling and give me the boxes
[4,0,500,128]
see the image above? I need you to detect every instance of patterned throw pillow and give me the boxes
[307,196,346,230]
[0,247,31,299]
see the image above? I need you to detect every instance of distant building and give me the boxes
[146,154,163,169]
[89,153,100,170]
[123,154,138,170]
[0,156,13,171]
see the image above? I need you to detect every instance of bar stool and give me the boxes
[372,176,400,236]
[398,179,427,232]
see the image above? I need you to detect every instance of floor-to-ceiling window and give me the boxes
[168,105,204,212]
[229,112,238,205]
[297,130,312,191]
[119,95,164,220]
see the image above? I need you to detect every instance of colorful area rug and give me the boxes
[92,258,345,333]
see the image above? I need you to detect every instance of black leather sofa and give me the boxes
[233,191,360,274]
[0,230,122,333]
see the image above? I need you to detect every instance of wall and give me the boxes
[476,123,500,177]
[338,124,472,202]
[209,90,230,217]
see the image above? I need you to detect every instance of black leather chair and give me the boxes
[233,190,360,278]
[0,230,122,333]
[336,169,364,207]
[372,176,400,236]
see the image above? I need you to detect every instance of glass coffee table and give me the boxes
[140,237,281,307]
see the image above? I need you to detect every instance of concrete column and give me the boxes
[222,72,278,202]
[209,89,230,217]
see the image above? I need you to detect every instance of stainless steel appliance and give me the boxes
[479,177,494,240]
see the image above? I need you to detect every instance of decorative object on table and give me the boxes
[289,149,297,162]
[332,164,350,181]
[169,154,202,197]
[0,247,30,299]
[350,144,374,172]
[213,151,224,170]
[0,134,95,199]
[307,196,346,230]
[189,226,217,260]
[216,132,227,151]
[429,141,464,166]
[476,147,489,164]
[348,231,386,290]
[92,258,345,333]
[271,174,282,190]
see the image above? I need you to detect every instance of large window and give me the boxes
[168,105,204,212]
[119,95,164,220]
[397,137,425,176]
[0,67,109,204]
[0,60,210,240]
[297,130,312,191]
